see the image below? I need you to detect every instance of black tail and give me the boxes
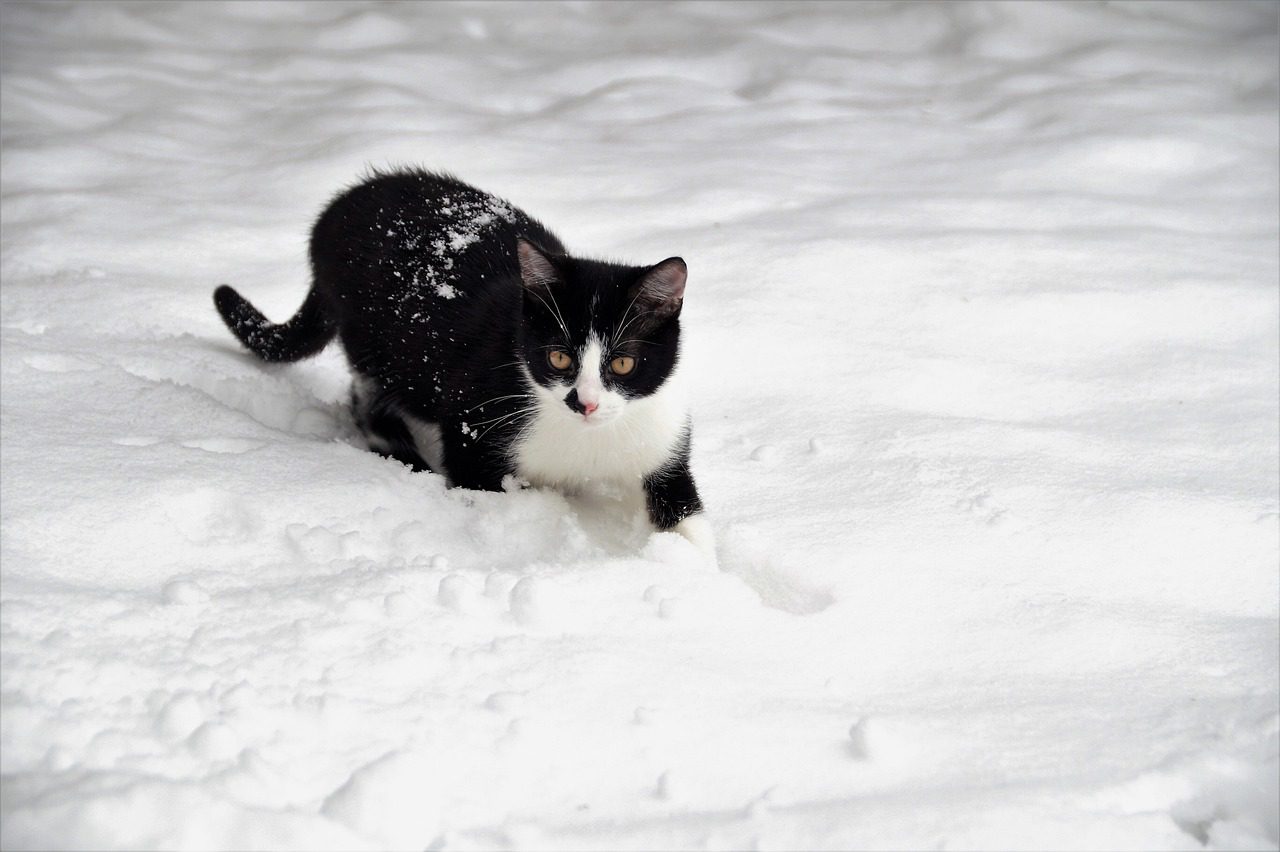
[213,285,337,363]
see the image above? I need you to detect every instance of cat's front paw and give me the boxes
[673,514,716,565]
[501,474,531,492]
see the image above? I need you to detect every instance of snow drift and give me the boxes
[2,2,1277,849]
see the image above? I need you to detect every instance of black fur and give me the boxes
[644,432,704,529]
[214,285,335,362]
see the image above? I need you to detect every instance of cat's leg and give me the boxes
[350,377,431,472]
[439,421,509,492]
[644,457,714,558]
[399,414,446,475]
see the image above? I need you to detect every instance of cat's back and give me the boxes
[310,169,562,294]
[313,169,489,244]
[307,169,563,410]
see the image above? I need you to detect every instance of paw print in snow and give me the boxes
[956,491,1009,527]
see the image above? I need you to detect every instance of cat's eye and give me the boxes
[610,356,636,376]
[548,349,573,370]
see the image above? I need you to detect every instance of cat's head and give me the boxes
[516,237,685,426]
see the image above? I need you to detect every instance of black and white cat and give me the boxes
[213,168,711,553]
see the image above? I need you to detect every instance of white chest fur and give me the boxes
[513,378,687,488]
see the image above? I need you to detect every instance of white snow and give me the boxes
[2,2,1277,850]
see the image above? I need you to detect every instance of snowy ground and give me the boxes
[2,2,1278,849]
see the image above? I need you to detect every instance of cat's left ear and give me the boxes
[516,237,562,293]
[633,257,687,320]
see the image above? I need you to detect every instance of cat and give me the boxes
[213,168,712,554]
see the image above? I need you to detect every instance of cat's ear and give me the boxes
[516,237,562,293]
[632,257,687,320]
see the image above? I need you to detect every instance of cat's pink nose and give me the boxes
[565,388,599,417]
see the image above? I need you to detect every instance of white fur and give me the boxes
[351,374,378,413]
[674,513,717,562]
[573,337,607,412]
[513,364,688,489]
[351,374,387,453]
[402,414,446,477]
[352,374,447,478]
[356,362,708,547]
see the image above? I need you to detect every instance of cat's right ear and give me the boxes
[516,238,562,293]
[632,257,687,320]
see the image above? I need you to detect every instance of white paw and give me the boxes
[673,514,717,564]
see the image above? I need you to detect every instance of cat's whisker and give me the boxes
[543,288,573,343]
[467,392,532,412]
[475,405,539,441]
[529,290,572,344]
[470,404,535,428]
[611,289,647,347]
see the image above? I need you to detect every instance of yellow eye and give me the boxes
[610,355,635,376]
[548,349,573,370]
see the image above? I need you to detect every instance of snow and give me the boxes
[1,1,1277,850]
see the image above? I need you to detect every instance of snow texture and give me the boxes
[2,2,1277,850]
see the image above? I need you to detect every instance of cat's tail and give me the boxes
[213,285,337,363]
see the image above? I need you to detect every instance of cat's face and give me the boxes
[517,239,685,427]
